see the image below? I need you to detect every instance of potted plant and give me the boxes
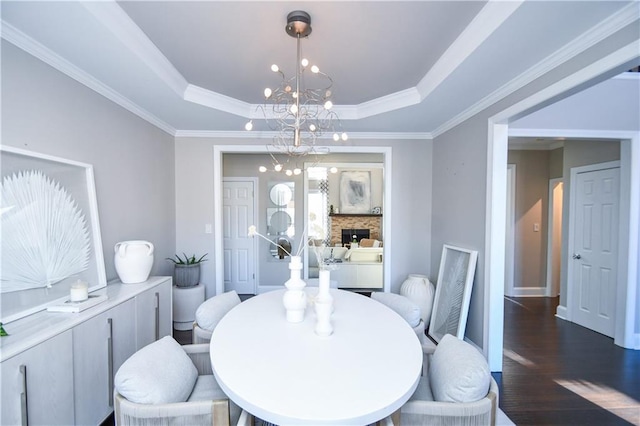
[166,253,208,287]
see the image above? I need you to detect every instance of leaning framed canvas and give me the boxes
[428,244,478,344]
[339,170,371,214]
[0,146,107,323]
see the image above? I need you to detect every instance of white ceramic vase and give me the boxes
[282,256,307,323]
[314,299,333,337]
[114,240,154,284]
[316,269,333,304]
[400,274,435,325]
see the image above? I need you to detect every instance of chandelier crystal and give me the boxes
[245,11,347,173]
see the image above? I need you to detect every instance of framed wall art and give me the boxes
[339,170,371,214]
[428,244,478,344]
[1,146,106,323]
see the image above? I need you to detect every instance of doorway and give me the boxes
[223,179,257,295]
[545,178,563,297]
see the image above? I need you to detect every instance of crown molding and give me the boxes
[431,2,640,139]
[508,139,564,151]
[81,1,188,97]
[416,0,523,102]
[1,21,176,136]
[352,88,421,120]
[174,130,432,140]
[184,85,253,117]
[509,128,639,141]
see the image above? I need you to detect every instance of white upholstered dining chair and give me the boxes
[192,290,241,344]
[382,334,499,426]
[114,336,252,425]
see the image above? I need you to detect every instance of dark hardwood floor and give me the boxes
[496,296,640,425]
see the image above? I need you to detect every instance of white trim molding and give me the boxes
[214,145,393,297]
[511,287,548,297]
[556,305,568,320]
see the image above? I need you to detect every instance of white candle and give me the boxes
[70,280,89,302]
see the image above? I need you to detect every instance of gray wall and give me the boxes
[559,140,620,306]
[1,41,176,282]
[175,138,432,298]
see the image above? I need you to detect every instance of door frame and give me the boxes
[213,145,393,296]
[223,177,258,294]
[545,178,563,297]
[504,164,516,297]
[566,161,620,323]
[485,42,640,370]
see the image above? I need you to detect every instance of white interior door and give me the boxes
[223,180,256,294]
[570,166,619,337]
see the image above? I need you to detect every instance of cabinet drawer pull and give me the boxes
[107,318,114,407]
[155,292,160,340]
[20,364,28,426]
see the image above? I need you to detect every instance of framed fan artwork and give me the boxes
[0,146,107,323]
[428,244,478,344]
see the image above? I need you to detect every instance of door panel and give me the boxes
[571,167,619,337]
[223,181,256,294]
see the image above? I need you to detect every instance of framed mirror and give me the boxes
[267,182,295,258]
[428,244,478,343]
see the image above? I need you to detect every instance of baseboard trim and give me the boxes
[555,304,568,320]
[511,287,547,297]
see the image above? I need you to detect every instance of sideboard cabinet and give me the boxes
[0,276,172,426]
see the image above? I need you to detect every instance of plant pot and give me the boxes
[174,263,200,288]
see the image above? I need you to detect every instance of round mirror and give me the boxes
[269,210,292,234]
[270,183,293,206]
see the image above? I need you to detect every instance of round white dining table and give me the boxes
[210,288,423,425]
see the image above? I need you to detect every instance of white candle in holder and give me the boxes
[70,280,89,302]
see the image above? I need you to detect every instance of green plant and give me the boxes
[166,253,208,265]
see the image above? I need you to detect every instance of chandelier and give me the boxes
[244,11,347,175]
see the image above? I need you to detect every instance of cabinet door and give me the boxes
[358,264,383,289]
[136,278,172,349]
[73,310,110,424]
[1,331,74,425]
[73,299,136,425]
[333,265,357,288]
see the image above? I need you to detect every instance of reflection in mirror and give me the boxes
[305,162,384,285]
[267,182,295,258]
[270,183,293,206]
[273,236,293,259]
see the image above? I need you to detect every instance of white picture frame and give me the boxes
[1,146,107,323]
[428,244,478,344]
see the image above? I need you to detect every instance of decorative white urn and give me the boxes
[400,274,435,325]
[114,240,154,284]
[282,256,307,323]
[314,269,334,336]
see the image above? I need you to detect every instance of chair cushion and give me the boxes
[371,292,421,328]
[114,336,198,404]
[189,375,242,425]
[195,290,241,331]
[429,334,490,403]
[187,375,227,402]
[409,375,435,402]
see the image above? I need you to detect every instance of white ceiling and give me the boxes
[1,1,637,136]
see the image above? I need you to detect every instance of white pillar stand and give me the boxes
[172,284,205,331]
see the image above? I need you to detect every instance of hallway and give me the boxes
[496,297,640,425]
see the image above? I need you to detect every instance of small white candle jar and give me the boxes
[70,280,89,302]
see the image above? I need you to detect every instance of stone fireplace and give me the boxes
[329,215,382,246]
